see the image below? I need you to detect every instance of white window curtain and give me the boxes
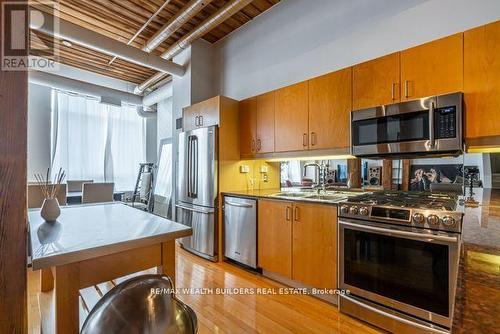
[51,90,146,191]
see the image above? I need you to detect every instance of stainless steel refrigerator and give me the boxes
[176,125,218,261]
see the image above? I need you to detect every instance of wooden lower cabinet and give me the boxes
[258,200,293,278]
[292,203,337,289]
[258,199,337,290]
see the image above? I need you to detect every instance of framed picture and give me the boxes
[409,164,463,191]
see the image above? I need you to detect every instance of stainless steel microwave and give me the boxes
[351,92,463,158]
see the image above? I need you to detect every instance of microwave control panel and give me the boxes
[435,106,456,139]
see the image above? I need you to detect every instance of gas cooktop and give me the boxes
[339,191,463,233]
[345,191,458,211]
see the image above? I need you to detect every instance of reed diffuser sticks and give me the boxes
[34,167,66,199]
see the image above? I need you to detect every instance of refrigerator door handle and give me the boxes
[186,136,190,197]
[187,136,192,197]
[176,203,215,214]
[192,136,198,198]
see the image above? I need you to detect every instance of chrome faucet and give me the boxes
[303,162,328,193]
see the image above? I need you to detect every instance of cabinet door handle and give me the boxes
[257,139,262,151]
[294,206,299,221]
[285,206,291,221]
[311,132,316,146]
[391,82,398,100]
[199,115,203,126]
[251,139,256,152]
[303,133,308,147]
[404,80,410,98]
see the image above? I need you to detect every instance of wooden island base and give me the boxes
[36,241,175,333]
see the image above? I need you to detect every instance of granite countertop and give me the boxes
[222,188,282,198]
[28,202,192,270]
[453,189,500,333]
[222,188,365,205]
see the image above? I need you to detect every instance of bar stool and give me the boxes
[81,274,197,334]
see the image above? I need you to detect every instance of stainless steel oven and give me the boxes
[338,219,460,333]
[351,92,463,158]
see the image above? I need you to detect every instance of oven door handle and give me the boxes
[339,220,458,243]
[341,295,450,334]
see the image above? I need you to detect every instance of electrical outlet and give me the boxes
[260,165,268,173]
[262,174,268,182]
[239,165,250,173]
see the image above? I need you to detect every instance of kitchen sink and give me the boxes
[304,194,346,201]
[270,192,311,198]
[270,190,363,203]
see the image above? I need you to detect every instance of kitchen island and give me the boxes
[28,202,192,333]
[453,189,500,333]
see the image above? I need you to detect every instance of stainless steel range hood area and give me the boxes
[351,92,464,159]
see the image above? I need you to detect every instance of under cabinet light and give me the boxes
[265,155,356,162]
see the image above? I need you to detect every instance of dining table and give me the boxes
[28,202,192,333]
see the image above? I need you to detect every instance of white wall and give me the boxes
[146,117,158,163]
[28,83,52,181]
[215,0,500,100]
[157,97,173,148]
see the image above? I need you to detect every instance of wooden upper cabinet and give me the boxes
[274,81,309,152]
[400,33,463,101]
[183,96,220,131]
[258,200,292,278]
[308,68,352,150]
[353,53,400,110]
[464,20,500,142]
[256,91,275,153]
[239,97,257,156]
[292,203,337,289]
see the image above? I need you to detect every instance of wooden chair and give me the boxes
[27,184,67,208]
[67,179,94,192]
[82,183,115,204]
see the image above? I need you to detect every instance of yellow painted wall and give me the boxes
[219,159,280,192]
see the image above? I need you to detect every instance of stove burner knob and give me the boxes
[412,213,425,224]
[359,207,369,216]
[340,205,349,214]
[442,216,456,227]
[427,214,440,225]
[349,206,359,215]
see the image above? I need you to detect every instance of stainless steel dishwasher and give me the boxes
[223,196,257,269]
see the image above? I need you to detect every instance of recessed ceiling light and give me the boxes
[61,40,72,47]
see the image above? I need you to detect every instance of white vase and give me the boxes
[40,198,61,222]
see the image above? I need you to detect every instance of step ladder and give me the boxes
[130,163,155,212]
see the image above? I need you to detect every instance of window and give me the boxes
[51,90,145,191]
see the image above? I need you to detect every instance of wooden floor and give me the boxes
[28,245,382,334]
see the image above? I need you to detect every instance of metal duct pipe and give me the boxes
[136,106,157,118]
[109,0,173,65]
[135,72,166,94]
[30,12,186,77]
[29,71,143,105]
[135,0,253,93]
[143,0,212,53]
[143,82,173,107]
[29,71,174,119]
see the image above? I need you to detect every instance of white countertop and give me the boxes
[28,202,192,270]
